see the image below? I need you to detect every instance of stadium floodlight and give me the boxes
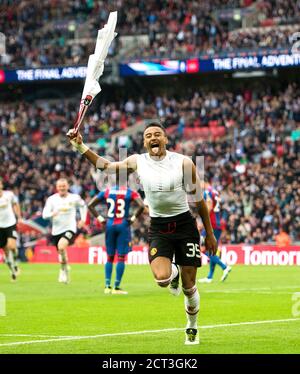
[71,11,118,135]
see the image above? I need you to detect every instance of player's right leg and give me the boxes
[199,229,231,283]
[3,247,16,281]
[104,226,117,294]
[104,254,114,294]
[111,255,128,294]
[57,237,71,284]
[181,266,200,345]
[111,225,132,295]
[148,231,179,293]
[148,235,178,288]
[210,229,231,282]
[2,228,19,282]
[174,214,201,344]
[149,256,174,287]
[169,263,181,296]
[5,237,19,281]
[0,226,19,281]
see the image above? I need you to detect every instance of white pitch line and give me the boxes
[0,318,299,348]
[202,290,296,295]
[202,286,300,292]
[0,334,76,338]
[198,318,300,329]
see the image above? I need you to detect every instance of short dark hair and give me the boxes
[144,121,166,134]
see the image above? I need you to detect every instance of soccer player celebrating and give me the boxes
[68,122,217,345]
[42,178,87,284]
[0,178,22,281]
[88,184,144,294]
[198,180,232,283]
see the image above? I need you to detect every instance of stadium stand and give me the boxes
[1,0,300,67]
[0,84,299,246]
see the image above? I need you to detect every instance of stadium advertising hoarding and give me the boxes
[25,245,300,266]
[0,65,87,84]
[1,52,300,83]
[120,52,300,76]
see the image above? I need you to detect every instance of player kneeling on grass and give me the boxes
[42,179,87,284]
[88,183,144,294]
[67,122,217,345]
[0,178,22,281]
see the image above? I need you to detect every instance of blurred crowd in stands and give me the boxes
[1,83,299,245]
[258,0,300,23]
[1,0,300,67]
[0,0,299,248]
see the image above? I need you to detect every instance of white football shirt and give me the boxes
[42,193,87,235]
[0,190,18,228]
[136,151,190,217]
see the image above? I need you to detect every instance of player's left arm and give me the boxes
[12,194,22,222]
[129,194,145,224]
[183,158,217,255]
[205,192,213,212]
[77,196,88,229]
[87,195,106,224]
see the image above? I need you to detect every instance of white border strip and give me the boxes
[0,318,299,348]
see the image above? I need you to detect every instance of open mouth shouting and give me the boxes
[150,141,160,154]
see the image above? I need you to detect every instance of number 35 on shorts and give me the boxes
[186,243,201,258]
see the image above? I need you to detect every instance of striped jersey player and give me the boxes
[204,186,222,233]
[88,185,144,294]
[199,182,232,283]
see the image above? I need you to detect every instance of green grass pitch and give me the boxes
[0,263,299,353]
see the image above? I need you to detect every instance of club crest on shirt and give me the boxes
[150,247,157,256]
[59,202,74,212]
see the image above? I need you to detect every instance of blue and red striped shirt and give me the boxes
[204,187,222,230]
[96,186,140,226]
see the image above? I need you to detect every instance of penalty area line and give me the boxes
[0,317,299,348]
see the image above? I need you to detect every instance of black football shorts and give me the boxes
[0,224,18,248]
[148,211,201,267]
[51,230,76,249]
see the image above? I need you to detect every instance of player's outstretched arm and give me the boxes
[183,158,217,255]
[67,131,137,174]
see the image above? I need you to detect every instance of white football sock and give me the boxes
[170,263,179,282]
[183,285,200,329]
